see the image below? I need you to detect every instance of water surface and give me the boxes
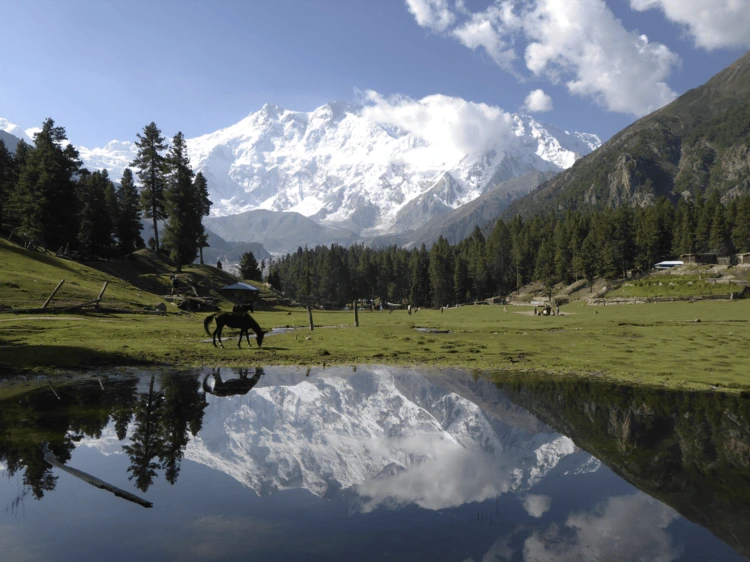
[0,366,747,561]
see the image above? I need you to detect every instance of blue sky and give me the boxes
[1,0,748,148]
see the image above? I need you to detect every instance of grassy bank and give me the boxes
[1,299,749,392]
[1,239,749,392]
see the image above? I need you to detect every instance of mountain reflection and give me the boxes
[0,367,748,560]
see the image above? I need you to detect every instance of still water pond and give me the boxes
[0,366,748,561]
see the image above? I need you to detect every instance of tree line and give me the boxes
[268,191,750,308]
[0,119,211,270]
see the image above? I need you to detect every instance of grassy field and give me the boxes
[608,274,747,298]
[1,239,749,392]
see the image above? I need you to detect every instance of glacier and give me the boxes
[2,102,600,236]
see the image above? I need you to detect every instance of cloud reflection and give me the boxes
[521,493,681,562]
[523,494,552,518]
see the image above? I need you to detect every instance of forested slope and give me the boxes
[506,50,750,218]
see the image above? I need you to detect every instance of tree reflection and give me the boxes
[158,373,208,485]
[0,372,209,500]
[497,375,750,558]
[123,376,165,492]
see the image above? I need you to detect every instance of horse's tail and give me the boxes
[204,313,217,336]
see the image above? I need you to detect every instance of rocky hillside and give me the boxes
[507,50,750,217]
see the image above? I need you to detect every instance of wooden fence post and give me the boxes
[42,280,65,309]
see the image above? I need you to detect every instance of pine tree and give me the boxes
[239,251,262,281]
[534,237,556,296]
[193,172,212,264]
[131,123,167,251]
[115,168,144,253]
[9,119,81,250]
[709,203,732,256]
[453,254,470,303]
[732,194,750,252]
[409,244,431,307]
[77,170,115,258]
[162,132,197,271]
[429,236,455,307]
[0,140,14,231]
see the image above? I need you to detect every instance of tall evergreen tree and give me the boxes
[131,122,167,251]
[732,194,750,253]
[409,244,431,307]
[77,169,115,258]
[429,236,455,307]
[193,172,212,264]
[9,119,81,250]
[239,250,262,281]
[115,168,144,253]
[709,203,732,255]
[162,132,198,271]
[0,140,14,231]
[453,254,470,303]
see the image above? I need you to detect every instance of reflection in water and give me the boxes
[497,376,750,559]
[0,373,207,496]
[202,367,264,397]
[0,367,746,561]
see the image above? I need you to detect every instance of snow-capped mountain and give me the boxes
[0,118,36,144]
[185,102,599,235]
[2,103,600,236]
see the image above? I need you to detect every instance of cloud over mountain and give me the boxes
[404,0,682,116]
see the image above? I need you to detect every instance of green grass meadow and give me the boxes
[1,238,749,392]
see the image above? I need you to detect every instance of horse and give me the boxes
[204,309,265,348]
[203,368,264,397]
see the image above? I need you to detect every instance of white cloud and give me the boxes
[523,89,553,112]
[521,493,681,562]
[361,90,518,168]
[522,493,552,517]
[452,6,516,69]
[404,0,681,116]
[520,0,679,116]
[25,127,42,141]
[405,0,456,32]
[631,0,750,50]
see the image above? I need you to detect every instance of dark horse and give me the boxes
[203,368,264,397]
[204,306,265,348]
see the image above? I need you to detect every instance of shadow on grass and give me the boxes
[0,344,159,371]
[1,240,78,273]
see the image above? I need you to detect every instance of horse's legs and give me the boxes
[237,329,243,349]
[215,324,224,348]
[212,323,218,347]
[245,330,252,348]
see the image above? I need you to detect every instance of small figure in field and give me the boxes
[216,260,223,270]
[408,305,412,316]
[534,306,537,316]
[389,307,393,314]
[232,303,254,315]
[169,274,181,296]
[556,305,560,316]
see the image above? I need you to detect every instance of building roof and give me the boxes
[221,282,260,292]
